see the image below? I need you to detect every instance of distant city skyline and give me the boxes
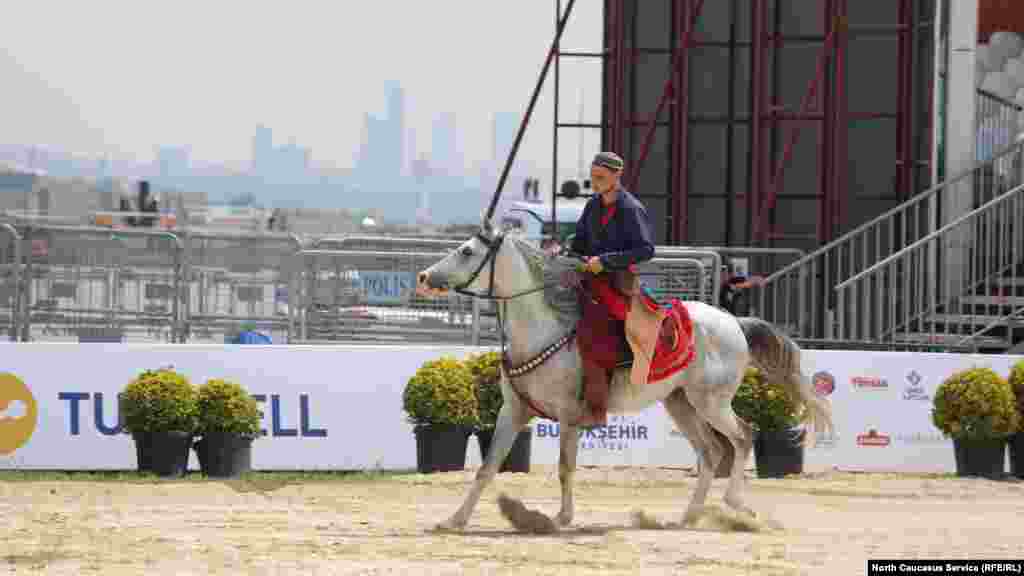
[0,79,548,226]
[0,2,604,179]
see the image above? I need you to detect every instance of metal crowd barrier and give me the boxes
[179,231,303,344]
[290,249,491,345]
[0,223,23,342]
[0,225,785,344]
[17,225,183,343]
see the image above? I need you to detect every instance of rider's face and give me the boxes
[590,166,620,195]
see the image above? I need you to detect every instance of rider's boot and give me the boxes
[579,361,610,428]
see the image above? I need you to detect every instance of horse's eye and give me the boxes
[461,247,473,257]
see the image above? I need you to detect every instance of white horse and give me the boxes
[416,221,834,532]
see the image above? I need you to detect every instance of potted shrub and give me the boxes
[120,368,198,477]
[932,366,1019,479]
[1007,360,1024,479]
[194,378,262,478]
[466,351,531,473]
[402,356,479,473]
[731,366,805,478]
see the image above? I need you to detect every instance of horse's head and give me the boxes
[416,218,534,300]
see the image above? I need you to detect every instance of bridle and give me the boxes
[451,230,577,392]
[452,231,548,302]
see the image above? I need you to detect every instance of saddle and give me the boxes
[575,270,696,425]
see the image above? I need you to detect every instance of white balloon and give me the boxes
[982,71,1016,100]
[991,31,1024,61]
[1004,58,1024,88]
[977,43,994,73]
[984,40,1011,73]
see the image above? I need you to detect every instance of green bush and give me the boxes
[731,366,803,432]
[1009,360,1024,421]
[120,368,199,434]
[466,351,503,429]
[403,356,479,428]
[196,378,262,437]
[932,366,1020,440]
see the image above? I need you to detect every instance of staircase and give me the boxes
[755,136,1024,353]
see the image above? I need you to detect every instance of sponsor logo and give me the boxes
[57,392,328,437]
[811,432,837,450]
[813,371,835,396]
[902,370,930,401]
[0,373,38,455]
[537,415,648,451]
[856,428,891,447]
[897,432,947,444]
[851,376,888,391]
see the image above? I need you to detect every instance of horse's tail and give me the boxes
[736,316,835,448]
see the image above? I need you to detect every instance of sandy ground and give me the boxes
[2,467,1024,575]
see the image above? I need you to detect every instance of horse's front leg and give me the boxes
[436,398,529,532]
[555,418,580,526]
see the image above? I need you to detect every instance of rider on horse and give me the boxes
[569,151,667,428]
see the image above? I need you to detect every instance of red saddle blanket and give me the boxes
[576,282,695,384]
[646,300,696,382]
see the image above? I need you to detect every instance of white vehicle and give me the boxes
[500,199,588,246]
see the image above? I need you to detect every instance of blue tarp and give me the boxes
[230,331,272,344]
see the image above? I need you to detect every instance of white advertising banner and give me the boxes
[0,343,486,471]
[798,350,1023,473]
[0,343,1021,472]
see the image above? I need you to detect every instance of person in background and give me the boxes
[718,265,765,316]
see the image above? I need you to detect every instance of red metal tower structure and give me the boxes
[544,0,934,249]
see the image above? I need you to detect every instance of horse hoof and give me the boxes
[555,512,573,527]
[725,496,756,518]
[682,507,703,526]
[433,519,466,533]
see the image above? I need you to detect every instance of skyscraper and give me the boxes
[252,125,273,173]
[431,111,458,176]
[385,81,406,175]
[492,112,519,164]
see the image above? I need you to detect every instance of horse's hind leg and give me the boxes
[436,396,529,531]
[686,383,755,518]
[662,389,717,525]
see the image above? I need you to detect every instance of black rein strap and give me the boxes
[451,232,577,383]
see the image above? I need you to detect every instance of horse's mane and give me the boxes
[506,235,582,327]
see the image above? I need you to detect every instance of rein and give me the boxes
[452,232,577,392]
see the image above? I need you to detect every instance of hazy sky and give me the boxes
[1,1,604,177]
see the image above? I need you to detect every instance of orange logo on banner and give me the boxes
[0,373,38,455]
[856,429,891,447]
[851,376,888,391]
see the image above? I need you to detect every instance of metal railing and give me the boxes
[179,230,304,344]
[312,234,465,252]
[833,183,1024,351]
[755,135,1024,341]
[0,223,23,341]
[17,225,184,343]
[0,224,791,344]
[654,248,722,305]
[291,249,493,345]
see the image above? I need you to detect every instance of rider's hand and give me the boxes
[586,256,604,274]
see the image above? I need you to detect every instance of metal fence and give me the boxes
[180,231,303,344]
[0,223,22,341]
[291,249,492,345]
[19,225,183,343]
[0,225,767,344]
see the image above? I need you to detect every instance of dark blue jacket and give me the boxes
[569,188,656,270]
